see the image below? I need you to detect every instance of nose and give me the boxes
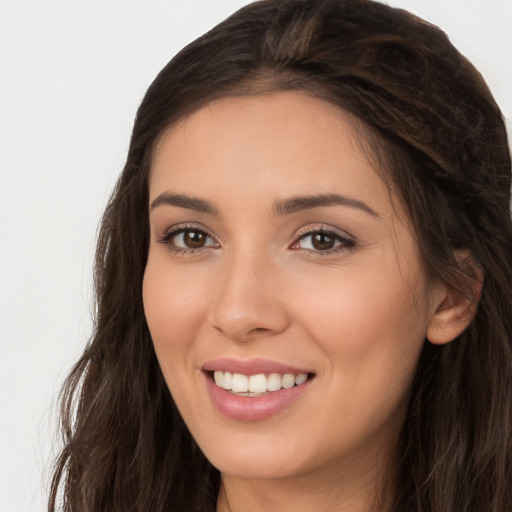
[208,252,289,342]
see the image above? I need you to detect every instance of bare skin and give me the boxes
[143,92,477,511]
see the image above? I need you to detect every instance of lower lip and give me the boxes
[204,372,314,421]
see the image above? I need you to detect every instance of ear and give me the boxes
[426,252,484,345]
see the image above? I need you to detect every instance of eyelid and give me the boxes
[293,223,354,240]
[155,222,354,256]
[290,224,356,254]
[157,223,220,252]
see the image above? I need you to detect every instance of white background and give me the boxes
[0,1,510,511]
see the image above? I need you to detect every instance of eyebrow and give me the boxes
[150,191,379,218]
[150,192,219,215]
[272,193,380,218]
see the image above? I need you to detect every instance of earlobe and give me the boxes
[426,253,484,345]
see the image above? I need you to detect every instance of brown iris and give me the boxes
[183,230,207,248]
[311,232,336,250]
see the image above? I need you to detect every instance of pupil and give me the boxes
[312,233,334,250]
[184,231,205,248]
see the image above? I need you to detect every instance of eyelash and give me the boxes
[291,227,355,255]
[158,224,218,256]
[157,224,355,256]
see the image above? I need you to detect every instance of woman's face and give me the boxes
[143,92,438,482]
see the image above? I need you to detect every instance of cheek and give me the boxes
[142,258,214,427]
[299,268,425,337]
[142,257,208,365]
[291,266,427,439]
[291,260,429,387]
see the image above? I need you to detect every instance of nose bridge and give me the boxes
[209,240,288,341]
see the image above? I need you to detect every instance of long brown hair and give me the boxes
[49,1,512,511]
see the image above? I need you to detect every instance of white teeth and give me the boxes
[281,373,295,389]
[212,371,310,394]
[213,370,223,387]
[231,373,249,393]
[249,374,267,393]
[222,371,233,390]
[267,373,282,392]
[295,373,308,385]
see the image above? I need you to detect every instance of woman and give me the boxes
[49,0,512,511]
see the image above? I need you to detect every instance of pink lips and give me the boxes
[202,358,314,422]
[203,357,312,376]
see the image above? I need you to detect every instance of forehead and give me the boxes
[149,92,394,219]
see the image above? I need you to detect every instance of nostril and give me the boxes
[247,327,272,337]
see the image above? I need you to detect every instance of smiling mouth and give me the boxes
[209,370,315,397]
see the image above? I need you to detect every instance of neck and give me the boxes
[216,443,397,512]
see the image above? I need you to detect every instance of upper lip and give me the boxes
[202,357,313,375]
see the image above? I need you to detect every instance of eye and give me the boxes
[159,226,219,253]
[173,230,213,249]
[291,228,354,254]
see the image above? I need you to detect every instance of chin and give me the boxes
[195,429,311,480]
